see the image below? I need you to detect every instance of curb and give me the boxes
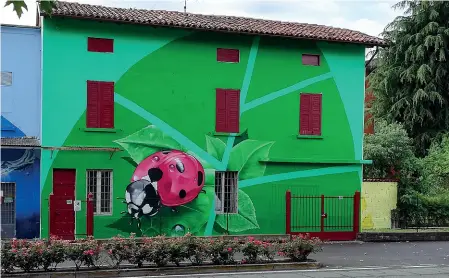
[358,232,449,242]
[2,261,322,277]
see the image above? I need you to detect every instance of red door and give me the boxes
[50,169,76,240]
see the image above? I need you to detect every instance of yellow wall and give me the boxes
[361,181,398,230]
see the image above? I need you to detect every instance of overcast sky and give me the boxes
[1,0,404,38]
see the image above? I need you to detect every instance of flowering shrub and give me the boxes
[128,236,150,268]
[65,237,101,270]
[105,235,134,268]
[167,237,188,266]
[10,239,42,272]
[277,234,322,262]
[0,233,323,272]
[206,237,240,265]
[183,234,208,265]
[39,236,66,271]
[1,241,16,273]
[241,237,276,264]
[147,236,171,267]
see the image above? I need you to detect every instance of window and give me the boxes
[87,170,112,215]
[300,93,322,135]
[302,54,320,66]
[1,72,12,86]
[87,37,114,53]
[87,81,115,128]
[215,171,238,214]
[217,48,240,63]
[216,89,240,133]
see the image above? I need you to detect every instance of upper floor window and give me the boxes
[88,37,114,53]
[217,48,240,63]
[215,171,238,214]
[215,88,240,133]
[302,54,320,66]
[87,170,112,215]
[1,72,12,86]
[300,93,322,136]
[87,81,114,129]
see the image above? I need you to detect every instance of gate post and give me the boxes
[286,190,291,235]
[320,195,325,233]
[87,192,94,237]
[353,191,361,235]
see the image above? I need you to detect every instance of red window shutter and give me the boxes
[300,94,311,135]
[216,89,227,132]
[226,89,240,133]
[216,89,240,133]
[310,94,322,135]
[217,48,240,63]
[302,54,320,66]
[88,37,114,53]
[300,94,322,135]
[100,82,115,128]
[87,81,100,128]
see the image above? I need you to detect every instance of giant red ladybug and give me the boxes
[131,150,205,207]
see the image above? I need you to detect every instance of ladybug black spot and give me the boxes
[179,189,187,199]
[197,171,203,186]
[148,168,163,182]
[175,159,185,173]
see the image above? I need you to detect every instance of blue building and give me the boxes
[1,24,41,239]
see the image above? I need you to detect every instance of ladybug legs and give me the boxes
[171,207,179,213]
[200,190,206,194]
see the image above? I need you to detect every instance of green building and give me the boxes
[40,1,384,240]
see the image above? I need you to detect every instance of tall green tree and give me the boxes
[369,0,449,156]
[4,0,56,18]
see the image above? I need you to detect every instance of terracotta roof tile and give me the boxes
[45,1,386,47]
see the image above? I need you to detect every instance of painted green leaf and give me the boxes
[114,125,182,163]
[141,185,215,236]
[204,168,216,185]
[205,135,226,161]
[228,140,274,180]
[233,129,249,147]
[121,156,138,167]
[215,190,259,232]
[186,150,212,169]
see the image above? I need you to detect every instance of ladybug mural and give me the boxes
[122,150,206,230]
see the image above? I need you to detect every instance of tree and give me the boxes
[420,133,449,193]
[368,0,449,156]
[4,0,56,18]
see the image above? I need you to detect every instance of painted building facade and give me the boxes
[1,24,41,239]
[40,2,383,239]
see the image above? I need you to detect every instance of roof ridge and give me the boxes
[47,1,386,47]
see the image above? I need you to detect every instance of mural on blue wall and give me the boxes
[1,148,41,239]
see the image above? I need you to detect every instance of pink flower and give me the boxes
[254,240,262,245]
[227,247,233,252]
[241,259,247,264]
[11,249,17,253]
[248,236,255,242]
[108,249,113,255]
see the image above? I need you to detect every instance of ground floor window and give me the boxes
[87,170,112,215]
[1,182,16,238]
[214,171,238,214]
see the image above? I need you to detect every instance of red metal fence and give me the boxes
[286,191,360,241]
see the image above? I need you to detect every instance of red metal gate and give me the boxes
[286,191,361,241]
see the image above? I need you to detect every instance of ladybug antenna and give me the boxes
[200,190,206,194]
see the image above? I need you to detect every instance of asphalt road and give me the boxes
[126,241,449,278]
[311,241,449,268]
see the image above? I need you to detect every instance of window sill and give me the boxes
[212,131,243,137]
[297,135,323,139]
[82,128,119,133]
[93,213,113,216]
